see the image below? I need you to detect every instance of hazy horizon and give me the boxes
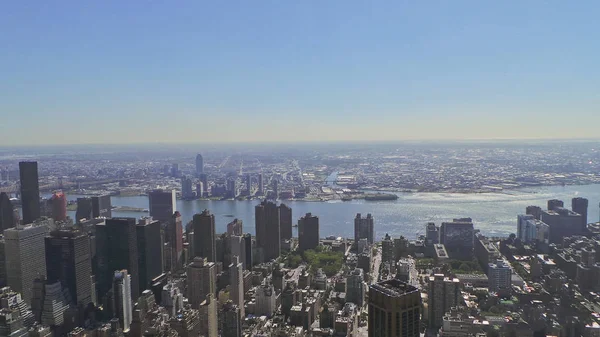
[2,2,599,146]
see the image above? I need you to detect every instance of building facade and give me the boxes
[136,217,163,294]
[298,213,319,252]
[19,161,40,224]
[428,274,460,329]
[96,218,140,301]
[488,259,512,293]
[186,257,215,309]
[45,228,93,306]
[4,224,48,304]
[148,190,176,223]
[255,201,281,262]
[368,279,420,337]
[354,213,374,247]
[279,203,293,241]
[192,210,216,262]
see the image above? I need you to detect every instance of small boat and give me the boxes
[224,214,235,218]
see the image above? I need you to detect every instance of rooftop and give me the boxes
[369,279,418,297]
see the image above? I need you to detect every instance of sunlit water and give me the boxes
[58,184,600,240]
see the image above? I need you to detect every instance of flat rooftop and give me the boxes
[370,279,418,297]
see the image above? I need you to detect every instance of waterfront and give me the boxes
[54,184,600,239]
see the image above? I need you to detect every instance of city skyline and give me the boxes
[2,2,600,145]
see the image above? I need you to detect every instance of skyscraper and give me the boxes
[0,192,15,233]
[45,228,93,306]
[136,217,163,294]
[245,174,251,195]
[548,199,564,211]
[96,218,140,301]
[198,174,208,197]
[354,213,374,248]
[195,154,204,176]
[257,174,264,195]
[229,256,245,318]
[242,234,252,269]
[186,257,216,309]
[167,211,183,271]
[50,191,67,221]
[19,161,40,224]
[222,301,242,337]
[4,224,48,304]
[541,207,583,244]
[112,270,133,332]
[255,201,280,262]
[272,179,279,199]
[572,197,589,232]
[192,210,216,262]
[227,219,243,236]
[230,235,246,270]
[346,268,365,307]
[526,205,542,220]
[279,203,292,241]
[92,195,112,219]
[427,274,460,329]
[255,281,276,317]
[488,259,511,293]
[440,218,475,260]
[298,213,319,252]
[171,163,180,178]
[181,176,194,200]
[198,294,217,337]
[368,279,420,337]
[148,189,176,223]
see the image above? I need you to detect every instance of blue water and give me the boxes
[58,184,600,240]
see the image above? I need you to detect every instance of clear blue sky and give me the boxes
[1,1,599,145]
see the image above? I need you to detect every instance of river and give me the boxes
[55,184,600,240]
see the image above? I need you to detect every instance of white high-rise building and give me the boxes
[229,256,245,318]
[488,259,512,293]
[517,214,537,243]
[255,281,276,317]
[113,270,132,332]
[4,224,48,304]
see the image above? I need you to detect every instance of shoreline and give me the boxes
[60,181,600,203]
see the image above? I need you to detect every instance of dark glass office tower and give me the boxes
[243,233,252,269]
[148,189,176,223]
[95,217,139,301]
[298,213,319,252]
[92,195,112,218]
[45,228,93,306]
[192,210,216,262]
[0,192,15,232]
[19,161,40,224]
[136,218,163,294]
[572,197,589,232]
[76,194,112,222]
[279,203,292,241]
[255,200,280,262]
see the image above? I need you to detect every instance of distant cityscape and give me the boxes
[1,143,600,336]
[2,142,600,203]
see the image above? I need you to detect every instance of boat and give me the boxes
[364,193,399,201]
